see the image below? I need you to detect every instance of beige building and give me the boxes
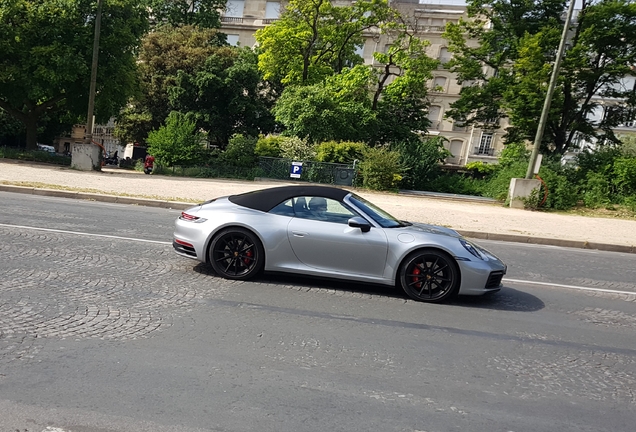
[220,0,506,166]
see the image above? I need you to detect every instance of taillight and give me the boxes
[179,212,207,223]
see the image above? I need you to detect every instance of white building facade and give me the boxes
[219,0,507,166]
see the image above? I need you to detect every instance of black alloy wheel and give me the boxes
[209,228,264,280]
[399,249,459,302]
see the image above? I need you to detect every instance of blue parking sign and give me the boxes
[290,161,303,178]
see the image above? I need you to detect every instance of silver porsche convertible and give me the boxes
[173,185,506,303]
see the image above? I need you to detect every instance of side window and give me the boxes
[293,196,357,224]
[269,199,295,217]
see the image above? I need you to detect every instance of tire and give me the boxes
[398,249,460,303]
[208,228,265,280]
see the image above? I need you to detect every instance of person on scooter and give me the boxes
[144,154,155,174]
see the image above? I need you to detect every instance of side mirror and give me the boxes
[348,216,371,233]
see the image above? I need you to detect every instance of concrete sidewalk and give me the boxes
[1,159,636,253]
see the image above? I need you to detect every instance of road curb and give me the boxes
[2,183,634,254]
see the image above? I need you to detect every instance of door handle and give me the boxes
[292,231,307,237]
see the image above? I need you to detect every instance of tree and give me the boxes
[147,0,225,29]
[443,0,636,155]
[127,25,226,142]
[372,30,438,144]
[256,0,395,85]
[169,47,277,146]
[146,111,204,166]
[272,66,377,143]
[0,0,149,150]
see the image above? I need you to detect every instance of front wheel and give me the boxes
[399,249,459,303]
[209,228,264,280]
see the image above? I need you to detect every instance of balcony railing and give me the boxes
[221,16,244,23]
[263,18,279,24]
[415,25,446,33]
[474,147,495,156]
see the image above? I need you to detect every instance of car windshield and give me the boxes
[348,194,409,228]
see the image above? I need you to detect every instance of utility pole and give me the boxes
[85,0,103,147]
[525,0,576,179]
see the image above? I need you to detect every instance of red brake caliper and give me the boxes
[412,266,421,288]
[243,249,253,265]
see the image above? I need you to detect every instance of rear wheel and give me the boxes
[209,228,264,280]
[399,249,459,303]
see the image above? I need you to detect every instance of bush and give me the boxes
[255,135,284,158]
[146,112,205,167]
[427,172,485,195]
[393,137,450,191]
[498,142,530,169]
[583,172,611,208]
[359,146,404,191]
[481,161,527,201]
[0,147,71,166]
[612,157,636,196]
[464,161,497,179]
[537,167,579,210]
[279,136,316,161]
[222,134,258,168]
[315,141,367,163]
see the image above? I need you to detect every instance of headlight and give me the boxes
[460,238,484,260]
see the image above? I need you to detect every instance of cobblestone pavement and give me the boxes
[2,216,636,431]
[0,225,221,359]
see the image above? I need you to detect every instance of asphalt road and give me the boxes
[1,193,635,432]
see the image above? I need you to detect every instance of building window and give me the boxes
[265,2,280,19]
[427,105,442,130]
[432,76,447,92]
[226,34,240,46]
[477,133,494,155]
[225,0,245,18]
[438,47,452,64]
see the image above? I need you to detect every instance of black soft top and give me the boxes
[228,185,350,212]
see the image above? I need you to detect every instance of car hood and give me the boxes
[398,222,462,238]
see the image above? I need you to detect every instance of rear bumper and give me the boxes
[173,239,198,259]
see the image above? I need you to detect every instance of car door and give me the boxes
[286,196,388,278]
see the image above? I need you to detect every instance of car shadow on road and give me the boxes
[193,264,544,312]
[451,286,545,312]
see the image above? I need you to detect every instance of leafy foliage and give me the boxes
[255,0,394,85]
[169,46,277,146]
[0,0,149,149]
[392,136,450,190]
[221,134,258,168]
[315,141,367,163]
[278,136,316,161]
[443,0,636,155]
[359,146,403,191]
[146,111,204,166]
[255,135,284,158]
[147,0,225,29]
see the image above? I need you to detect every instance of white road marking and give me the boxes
[0,223,171,245]
[504,278,635,296]
[3,222,635,296]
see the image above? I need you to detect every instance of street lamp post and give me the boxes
[85,0,103,146]
[72,0,103,170]
[525,0,576,179]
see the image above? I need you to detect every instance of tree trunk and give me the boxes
[24,113,38,151]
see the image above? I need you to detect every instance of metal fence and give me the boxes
[258,157,358,186]
[153,158,358,186]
